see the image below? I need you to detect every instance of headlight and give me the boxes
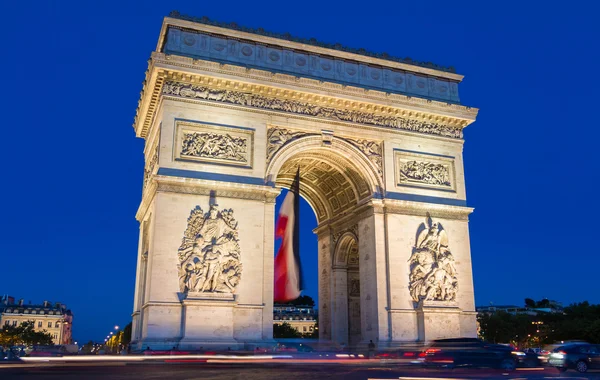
[511,351,526,356]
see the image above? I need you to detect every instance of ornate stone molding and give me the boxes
[156,181,279,203]
[383,200,473,221]
[409,217,458,304]
[162,81,463,139]
[177,204,242,295]
[267,127,310,163]
[344,138,383,179]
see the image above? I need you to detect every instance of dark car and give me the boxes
[421,338,521,370]
[548,343,600,373]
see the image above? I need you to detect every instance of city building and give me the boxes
[273,304,317,335]
[476,301,563,316]
[0,295,73,345]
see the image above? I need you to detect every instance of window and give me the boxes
[53,334,57,339]
[38,321,42,328]
[48,322,52,328]
[4,320,9,326]
[55,321,60,328]
[303,327,307,332]
[12,321,17,326]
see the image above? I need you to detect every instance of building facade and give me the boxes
[273,305,317,335]
[0,296,73,345]
[131,12,479,350]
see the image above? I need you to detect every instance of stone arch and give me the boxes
[266,135,383,223]
[333,232,359,268]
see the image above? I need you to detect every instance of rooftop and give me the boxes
[167,11,455,74]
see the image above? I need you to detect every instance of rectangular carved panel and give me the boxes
[394,149,455,192]
[174,120,253,167]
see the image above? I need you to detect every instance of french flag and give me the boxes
[274,168,303,302]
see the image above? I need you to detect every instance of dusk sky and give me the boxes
[1,1,599,343]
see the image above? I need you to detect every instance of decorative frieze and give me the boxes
[395,150,455,191]
[163,81,463,139]
[175,120,253,167]
[408,217,458,304]
[177,204,242,295]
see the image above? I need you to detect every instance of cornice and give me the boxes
[154,175,280,202]
[383,198,474,221]
[134,57,478,139]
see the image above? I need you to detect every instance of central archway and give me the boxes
[268,135,381,347]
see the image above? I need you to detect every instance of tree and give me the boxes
[525,298,536,308]
[0,321,54,346]
[273,322,301,338]
[122,322,132,346]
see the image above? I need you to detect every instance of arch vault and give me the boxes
[130,13,479,350]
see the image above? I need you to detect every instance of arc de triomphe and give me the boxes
[131,12,479,350]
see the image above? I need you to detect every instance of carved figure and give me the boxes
[163,81,464,139]
[181,132,247,163]
[408,217,458,303]
[177,204,242,294]
[266,128,308,162]
[400,161,451,187]
[346,138,383,178]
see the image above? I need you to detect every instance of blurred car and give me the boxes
[28,345,65,357]
[548,343,600,373]
[275,342,314,352]
[420,338,522,370]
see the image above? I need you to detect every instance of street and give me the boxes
[2,361,600,380]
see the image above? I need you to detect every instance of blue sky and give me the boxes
[1,1,599,343]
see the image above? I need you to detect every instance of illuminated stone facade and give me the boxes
[131,13,479,350]
[0,297,73,345]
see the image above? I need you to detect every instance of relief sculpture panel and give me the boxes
[408,217,458,304]
[177,204,242,295]
[395,150,455,191]
[175,120,253,167]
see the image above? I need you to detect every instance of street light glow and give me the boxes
[115,325,119,330]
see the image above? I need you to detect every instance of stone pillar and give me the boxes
[317,232,332,341]
[357,204,390,346]
[331,267,348,345]
[260,198,276,340]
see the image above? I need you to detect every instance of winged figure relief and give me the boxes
[176,204,243,295]
[409,217,457,303]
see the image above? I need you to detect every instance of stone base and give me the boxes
[177,338,242,350]
[180,296,238,346]
[417,300,461,342]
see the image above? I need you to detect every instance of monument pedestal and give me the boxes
[178,293,241,350]
[417,300,461,341]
